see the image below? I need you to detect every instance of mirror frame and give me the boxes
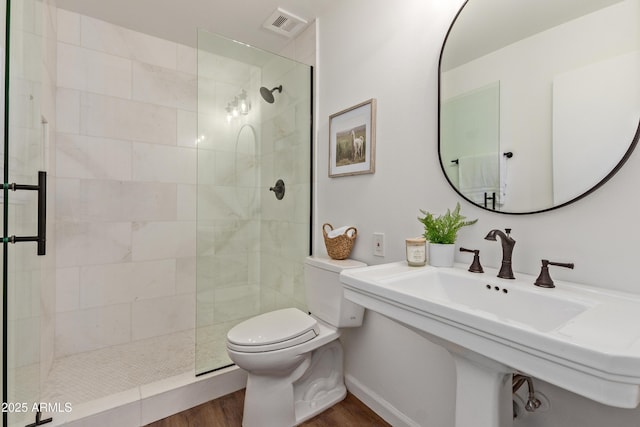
[438,0,640,215]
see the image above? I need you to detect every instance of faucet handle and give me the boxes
[505,228,512,236]
[534,259,574,288]
[460,247,484,273]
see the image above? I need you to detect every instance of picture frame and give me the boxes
[329,98,376,177]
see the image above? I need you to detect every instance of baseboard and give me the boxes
[345,374,421,427]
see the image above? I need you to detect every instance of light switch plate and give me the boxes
[373,232,385,257]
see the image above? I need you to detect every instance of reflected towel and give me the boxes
[458,153,506,205]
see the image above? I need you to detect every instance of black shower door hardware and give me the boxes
[2,170,47,255]
[24,405,53,427]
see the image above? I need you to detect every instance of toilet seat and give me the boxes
[227,308,319,353]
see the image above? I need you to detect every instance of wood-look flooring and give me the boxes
[145,389,391,427]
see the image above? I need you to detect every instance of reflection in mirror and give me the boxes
[439,0,640,214]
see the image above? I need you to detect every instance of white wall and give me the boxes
[553,50,640,205]
[316,1,640,426]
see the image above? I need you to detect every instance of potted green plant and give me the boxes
[418,202,478,267]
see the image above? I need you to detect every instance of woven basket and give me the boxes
[323,223,357,260]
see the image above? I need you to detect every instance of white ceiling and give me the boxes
[56,0,340,52]
[57,0,628,60]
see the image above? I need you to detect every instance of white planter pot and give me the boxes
[429,243,455,267]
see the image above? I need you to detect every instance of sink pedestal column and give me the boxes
[450,352,513,427]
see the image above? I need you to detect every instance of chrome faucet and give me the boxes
[484,228,516,279]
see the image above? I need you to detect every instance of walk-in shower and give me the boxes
[195,30,312,375]
[2,5,312,425]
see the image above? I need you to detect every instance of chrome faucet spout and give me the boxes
[484,229,516,279]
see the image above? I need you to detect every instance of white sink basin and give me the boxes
[341,262,640,426]
[377,268,592,332]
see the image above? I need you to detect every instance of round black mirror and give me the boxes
[439,0,640,214]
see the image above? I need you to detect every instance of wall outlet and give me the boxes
[373,232,385,257]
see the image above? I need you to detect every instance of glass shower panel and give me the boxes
[3,0,46,425]
[196,30,311,375]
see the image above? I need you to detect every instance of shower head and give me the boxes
[260,85,282,103]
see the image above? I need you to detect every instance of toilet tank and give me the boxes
[304,256,367,327]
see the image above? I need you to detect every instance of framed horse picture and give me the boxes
[328,99,376,177]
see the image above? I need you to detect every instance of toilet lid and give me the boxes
[227,308,319,352]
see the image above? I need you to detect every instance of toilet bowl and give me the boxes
[226,256,366,427]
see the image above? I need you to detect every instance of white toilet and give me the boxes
[226,255,366,427]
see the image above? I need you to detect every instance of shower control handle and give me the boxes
[269,179,285,200]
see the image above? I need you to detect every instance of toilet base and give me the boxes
[293,340,346,424]
[294,383,346,425]
[241,340,346,427]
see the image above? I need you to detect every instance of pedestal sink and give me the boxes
[340,262,640,427]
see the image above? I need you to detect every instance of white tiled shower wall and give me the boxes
[54,9,198,357]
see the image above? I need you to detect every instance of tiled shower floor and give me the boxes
[42,329,232,406]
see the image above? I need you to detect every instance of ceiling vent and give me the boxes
[263,8,308,38]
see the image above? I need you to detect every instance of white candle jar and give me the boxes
[406,237,427,266]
